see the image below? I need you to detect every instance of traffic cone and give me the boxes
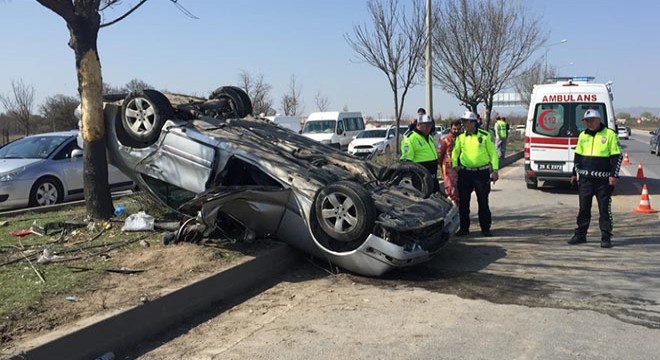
[633,184,658,214]
[622,152,631,165]
[636,163,645,179]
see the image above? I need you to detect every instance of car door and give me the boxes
[53,139,84,198]
[137,129,216,194]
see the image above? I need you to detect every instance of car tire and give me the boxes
[313,181,376,244]
[656,144,660,156]
[526,181,538,189]
[209,86,252,118]
[29,176,63,207]
[222,86,253,116]
[380,162,435,198]
[121,89,173,146]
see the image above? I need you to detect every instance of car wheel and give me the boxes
[223,86,253,116]
[121,89,173,146]
[313,181,376,244]
[526,182,538,189]
[656,143,660,156]
[380,162,434,198]
[209,87,252,118]
[29,176,63,207]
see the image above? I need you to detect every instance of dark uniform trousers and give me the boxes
[419,159,440,193]
[457,168,491,232]
[576,177,614,240]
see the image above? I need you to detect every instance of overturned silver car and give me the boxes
[102,87,459,276]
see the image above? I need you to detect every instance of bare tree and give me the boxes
[40,94,80,131]
[123,78,153,93]
[345,0,427,153]
[476,0,546,128]
[0,79,35,136]
[103,81,124,95]
[281,75,302,116]
[432,0,546,129]
[35,0,186,219]
[314,91,330,112]
[0,113,13,144]
[238,71,274,116]
[512,61,556,107]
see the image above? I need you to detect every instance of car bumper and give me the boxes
[0,180,31,211]
[324,206,460,277]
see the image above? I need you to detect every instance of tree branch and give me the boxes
[100,0,148,28]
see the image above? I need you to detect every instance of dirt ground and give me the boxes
[0,215,272,356]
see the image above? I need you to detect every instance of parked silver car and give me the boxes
[102,88,459,276]
[0,131,133,211]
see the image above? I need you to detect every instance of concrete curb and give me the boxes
[500,151,524,168]
[10,243,302,360]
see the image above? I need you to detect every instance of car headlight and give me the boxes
[0,167,25,182]
[373,141,385,147]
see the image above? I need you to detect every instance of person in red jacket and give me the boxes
[437,119,462,205]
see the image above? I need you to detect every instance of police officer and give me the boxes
[401,114,439,193]
[405,107,427,136]
[452,111,499,237]
[494,116,508,160]
[569,109,622,248]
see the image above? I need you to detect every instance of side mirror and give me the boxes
[71,149,83,160]
[650,130,657,135]
[298,130,302,134]
[337,128,344,135]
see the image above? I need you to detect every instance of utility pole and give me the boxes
[425,0,433,121]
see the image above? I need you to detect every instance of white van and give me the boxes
[524,77,616,189]
[264,115,301,132]
[301,111,365,149]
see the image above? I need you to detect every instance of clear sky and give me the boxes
[0,0,657,120]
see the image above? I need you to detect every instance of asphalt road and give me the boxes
[133,145,660,360]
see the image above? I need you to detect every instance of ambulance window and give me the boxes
[574,103,607,131]
[533,104,565,136]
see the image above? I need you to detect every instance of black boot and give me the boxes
[568,235,587,245]
[455,229,470,237]
[601,237,613,248]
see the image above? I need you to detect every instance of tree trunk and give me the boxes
[393,89,401,155]
[69,14,114,219]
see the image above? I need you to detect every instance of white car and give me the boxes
[617,127,629,140]
[347,128,392,156]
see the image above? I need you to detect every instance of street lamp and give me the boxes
[544,39,568,75]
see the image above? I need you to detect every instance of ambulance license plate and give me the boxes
[537,162,564,171]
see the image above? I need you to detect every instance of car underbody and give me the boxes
[102,88,459,276]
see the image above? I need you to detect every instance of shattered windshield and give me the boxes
[302,120,336,134]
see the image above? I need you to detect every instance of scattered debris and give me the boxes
[114,204,126,217]
[66,265,146,275]
[139,239,150,248]
[0,220,8,227]
[66,296,76,302]
[121,212,155,232]
[21,250,46,284]
[36,249,64,264]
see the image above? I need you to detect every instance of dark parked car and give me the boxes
[101,87,460,276]
[650,128,660,156]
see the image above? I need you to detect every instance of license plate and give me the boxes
[356,149,372,153]
[537,162,564,171]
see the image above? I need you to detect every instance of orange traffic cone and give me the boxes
[633,184,658,214]
[622,152,631,165]
[636,163,645,179]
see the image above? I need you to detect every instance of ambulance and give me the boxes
[524,77,616,189]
